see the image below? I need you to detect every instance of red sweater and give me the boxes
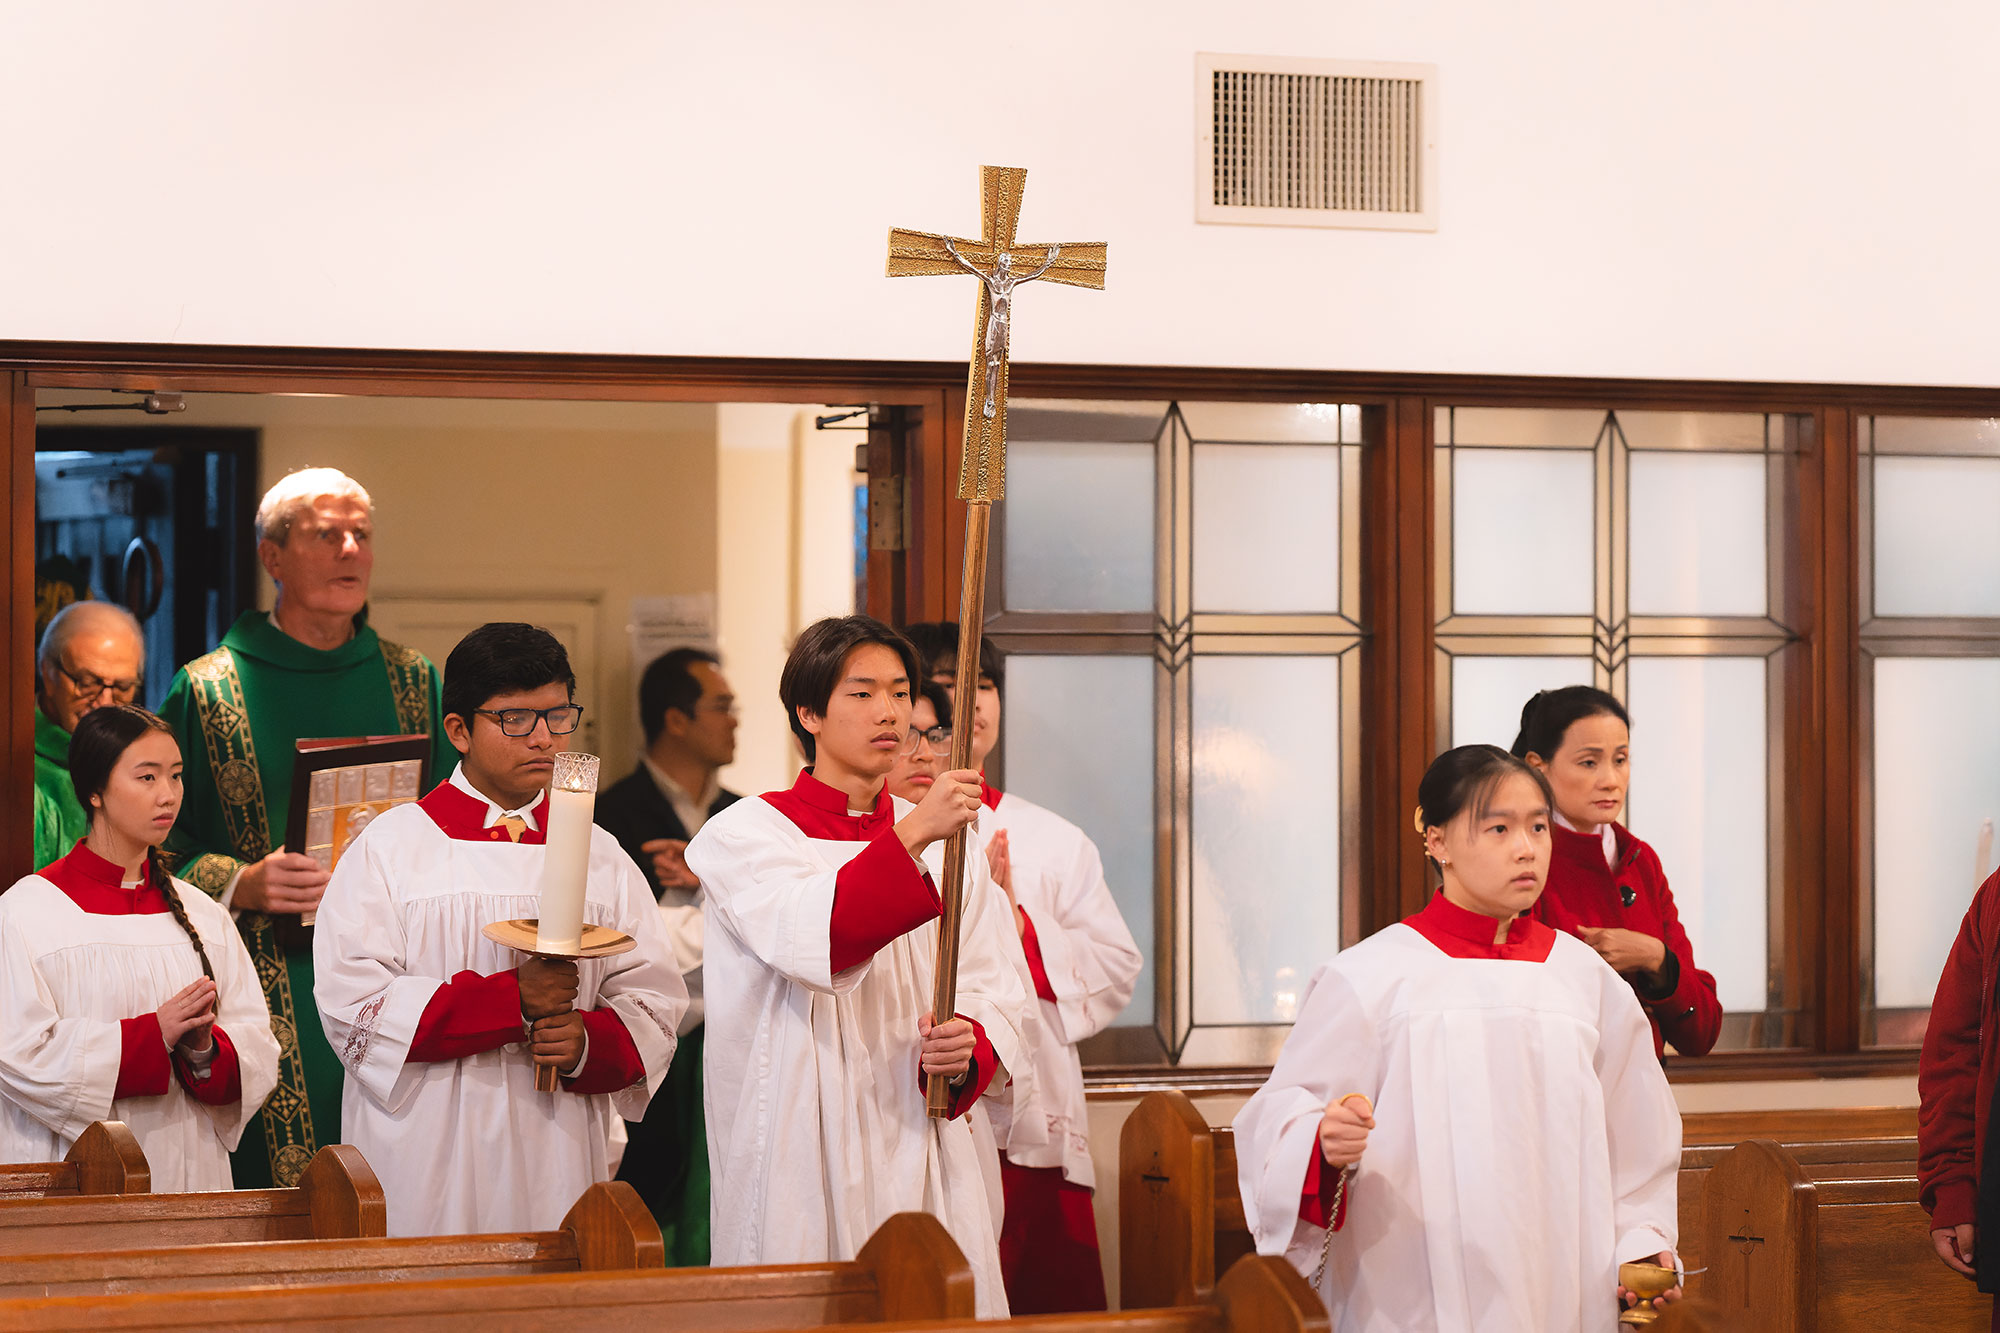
[1918,870,2000,1233]
[1534,822,1721,1059]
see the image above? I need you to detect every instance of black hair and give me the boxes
[1509,686,1631,764]
[68,705,213,982]
[442,623,577,726]
[780,615,922,762]
[1415,744,1555,871]
[915,680,953,731]
[900,621,1004,692]
[639,646,721,744]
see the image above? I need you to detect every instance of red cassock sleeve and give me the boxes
[173,1025,243,1105]
[1298,1150,1351,1231]
[1017,909,1060,1004]
[115,1013,172,1100]
[911,1015,997,1120]
[408,970,527,1063]
[829,830,943,973]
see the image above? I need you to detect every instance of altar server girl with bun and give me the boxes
[1234,744,1682,1331]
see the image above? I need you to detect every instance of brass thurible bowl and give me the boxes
[1616,1261,1678,1326]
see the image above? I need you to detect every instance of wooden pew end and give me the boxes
[1120,1088,1217,1310]
[298,1144,387,1239]
[1214,1252,1329,1332]
[1654,1297,1746,1333]
[64,1122,149,1196]
[559,1180,664,1270]
[856,1210,977,1321]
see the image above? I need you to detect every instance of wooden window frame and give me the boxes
[10,343,1999,1085]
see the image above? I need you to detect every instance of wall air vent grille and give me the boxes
[1197,54,1437,232]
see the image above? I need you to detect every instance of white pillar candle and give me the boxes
[535,752,600,954]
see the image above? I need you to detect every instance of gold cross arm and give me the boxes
[885,230,1108,291]
[885,165,1108,501]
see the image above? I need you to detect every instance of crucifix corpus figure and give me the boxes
[941,238,1062,420]
[886,165,1107,1115]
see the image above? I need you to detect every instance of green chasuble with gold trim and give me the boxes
[32,707,88,872]
[158,610,454,1188]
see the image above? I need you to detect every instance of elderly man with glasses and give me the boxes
[156,466,455,1192]
[31,600,147,869]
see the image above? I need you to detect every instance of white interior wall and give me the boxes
[714,403,858,797]
[8,3,2000,385]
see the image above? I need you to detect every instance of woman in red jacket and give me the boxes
[1511,687,1721,1058]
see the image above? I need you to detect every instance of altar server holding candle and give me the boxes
[312,623,687,1237]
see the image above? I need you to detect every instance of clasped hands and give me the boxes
[519,956,584,1074]
[158,977,219,1056]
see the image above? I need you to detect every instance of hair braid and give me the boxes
[150,850,215,983]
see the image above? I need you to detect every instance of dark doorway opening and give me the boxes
[34,427,260,709]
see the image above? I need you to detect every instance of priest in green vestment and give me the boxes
[159,468,454,1189]
[32,601,147,869]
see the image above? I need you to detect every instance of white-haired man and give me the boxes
[158,467,454,1190]
[32,601,146,869]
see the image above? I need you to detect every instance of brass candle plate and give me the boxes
[482,919,637,960]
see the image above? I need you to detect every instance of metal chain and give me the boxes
[1310,1166,1352,1292]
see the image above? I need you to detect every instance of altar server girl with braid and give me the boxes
[1235,745,1681,1332]
[1512,686,1721,1059]
[0,705,279,1191]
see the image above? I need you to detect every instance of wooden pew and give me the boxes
[1700,1138,1986,1332]
[0,1143,381,1256]
[0,1180,659,1298]
[1119,1089,1925,1312]
[0,1210,978,1330]
[1679,1105,1917,1146]
[1676,1111,1916,1274]
[0,1121,149,1197]
[763,1253,1327,1333]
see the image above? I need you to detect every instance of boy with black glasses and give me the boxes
[312,622,687,1237]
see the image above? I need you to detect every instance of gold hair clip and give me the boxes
[1412,805,1427,835]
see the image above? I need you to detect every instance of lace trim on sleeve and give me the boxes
[341,996,388,1071]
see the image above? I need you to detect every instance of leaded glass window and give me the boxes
[1860,416,2000,1045]
[1434,407,1809,1049]
[993,399,1365,1066]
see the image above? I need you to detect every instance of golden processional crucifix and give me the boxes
[887,165,1107,1115]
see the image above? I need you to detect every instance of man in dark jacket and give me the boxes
[594,646,739,1264]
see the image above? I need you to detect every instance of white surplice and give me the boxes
[687,787,1033,1319]
[1234,916,1680,1333]
[0,872,280,1191]
[313,770,687,1237]
[981,789,1141,1189]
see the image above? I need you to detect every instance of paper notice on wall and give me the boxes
[628,593,718,693]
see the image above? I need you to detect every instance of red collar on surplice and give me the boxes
[1406,891,1556,962]
[761,769,896,841]
[41,841,172,915]
[418,781,551,845]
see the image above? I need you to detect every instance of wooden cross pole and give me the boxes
[887,165,1107,1116]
